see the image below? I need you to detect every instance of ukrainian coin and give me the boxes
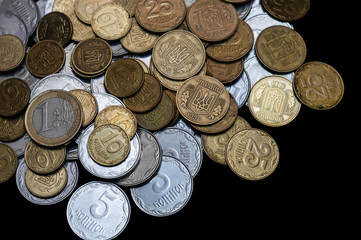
[126,57,149,73]
[0,78,30,117]
[115,128,161,186]
[248,75,301,127]
[0,35,25,72]
[91,3,132,41]
[92,92,125,113]
[255,25,306,73]
[187,0,239,42]
[0,143,17,183]
[24,140,66,174]
[131,155,193,217]
[226,128,279,180]
[176,75,230,125]
[225,0,250,3]
[206,57,244,84]
[164,89,180,126]
[293,61,344,110]
[70,89,98,127]
[135,0,186,33]
[123,51,152,68]
[152,30,205,80]
[0,62,40,91]
[149,58,184,91]
[74,0,113,24]
[108,40,128,57]
[0,133,31,157]
[245,11,294,31]
[0,12,28,46]
[26,40,65,78]
[115,0,140,16]
[91,76,107,93]
[25,166,68,198]
[262,0,310,21]
[0,113,25,142]
[66,143,79,160]
[67,181,131,240]
[235,0,253,19]
[25,90,83,147]
[226,70,251,108]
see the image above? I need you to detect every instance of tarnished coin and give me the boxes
[255,25,306,73]
[115,0,141,16]
[74,0,113,24]
[0,78,30,117]
[24,140,66,175]
[226,128,279,180]
[0,34,25,72]
[0,12,28,46]
[206,57,244,85]
[248,75,301,127]
[176,75,230,125]
[135,0,186,33]
[293,61,344,110]
[26,40,65,78]
[0,113,25,142]
[0,133,31,157]
[262,0,310,21]
[70,89,98,127]
[0,143,17,183]
[152,30,205,80]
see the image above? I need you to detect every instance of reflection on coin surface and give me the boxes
[0,78,30,117]
[0,35,25,72]
[261,0,310,21]
[70,89,98,127]
[0,143,18,183]
[74,0,113,24]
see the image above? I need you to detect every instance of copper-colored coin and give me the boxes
[226,128,279,180]
[135,0,186,33]
[255,25,307,73]
[71,60,106,79]
[224,0,250,2]
[0,143,18,183]
[26,40,65,78]
[152,30,205,80]
[0,34,25,72]
[36,12,73,47]
[69,89,98,126]
[115,0,141,16]
[206,19,253,62]
[187,0,239,42]
[74,0,113,24]
[0,78,30,117]
[122,73,162,113]
[95,105,137,139]
[262,0,310,21]
[0,113,25,142]
[176,75,230,125]
[163,89,179,126]
[24,140,66,175]
[205,57,244,84]
[293,61,344,110]
[104,58,144,98]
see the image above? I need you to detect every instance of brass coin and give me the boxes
[69,89,98,126]
[36,12,73,47]
[74,0,113,24]
[104,58,144,98]
[202,116,251,165]
[226,128,279,180]
[25,90,83,147]
[0,34,25,72]
[135,0,186,33]
[122,73,163,113]
[163,89,180,126]
[25,166,68,198]
[152,30,205,80]
[255,25,307,73]
[206,19,253,62]
[0,113,25,142]
[187,0,239,42]
[94,105,137,139]
[293,61,344,110]
[24,140,66,175]
[261,0,310,21]
[0,143,18,183]
[115,0,141,16]
[205,57,244,84]
[0,78,30,117]
[176,75,230,125]
[248,75,301,127]
[87,123,130,166]
[26,40,65,78]
[91,3,132,41]
[224,0,250,2]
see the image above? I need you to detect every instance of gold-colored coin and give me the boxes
[25,166,68,198]
[91,3,132,41]
[94,105,137,139]
[0,143,18,183]
[24,140,66,175]
[114,0,141,16]
[74,0,113,24]
[0,34,25,72]
[261,0,310,21]
[205,57,244,84]
[87,124,130,166]
[176,75,230,125]
[0,113,25,142]
[255,25,306,73]
[248,75,301,127]
[202,116,251,165]
[163,89,180,126]
[70,89,98,126]
[0,78,30,117]
[226,128,279,180]
[293,61,344,110]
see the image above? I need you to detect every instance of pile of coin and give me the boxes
[0,0,345,239]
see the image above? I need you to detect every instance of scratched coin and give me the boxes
[261,0,310,21]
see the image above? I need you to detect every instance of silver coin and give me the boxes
[235,1,253,20]
[0,133,30,157]
[115,128,162,187]
[90,76,106,93]
[184,0,197,6]
[92,92,125,112]
[123,52,152,68]
[108,40,128,57]
[0,62,40,90]
[169,117,194,135]
[67,181,131,240]
[16,159,79,205]
[154,127,202,177]
[245,12,294,31]
[131,155,193,217]
[0,11,28,45]
[78,124,141,179]
[66,143,78,160]
[225,70,251,108]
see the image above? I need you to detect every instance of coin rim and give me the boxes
[0,143,18,183]
[0,34,25,72]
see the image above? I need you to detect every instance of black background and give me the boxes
[0,0,357,238]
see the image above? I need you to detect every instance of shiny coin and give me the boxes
[116,0,140,16]
[0,34,25,72]
[226,128,279,180]
[70,89,98,127]
[0,78,30,117]
[0,113,25,142]
[74,0,113,24]
[0,12,28,46]
[92,92,125,113]
[206,57,244,85]
[225,70,251,108]
[293,61,344,110]
[0,61,40,91]
[66,181,131,240]
[0,143,17,183]
[131,155,193,216]
[261,0,310,21]
[0,133,31,157]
